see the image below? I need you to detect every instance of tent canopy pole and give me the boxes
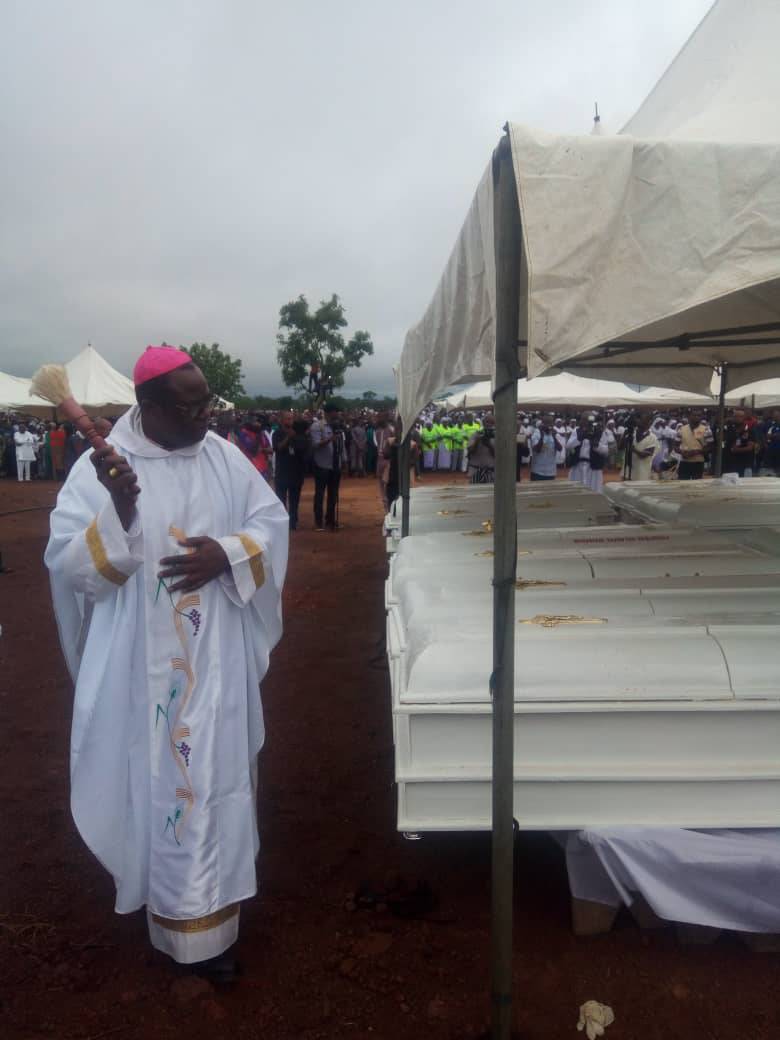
[399,429,411,538]
[714,363,729,477]
[490,128,522,1040]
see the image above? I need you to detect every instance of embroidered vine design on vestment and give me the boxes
[155,525,202,845]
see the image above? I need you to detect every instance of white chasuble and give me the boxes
[45,407,288,947]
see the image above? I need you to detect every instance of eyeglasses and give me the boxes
[173,395,217,420]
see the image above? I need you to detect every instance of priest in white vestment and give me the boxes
[45,346,289,980]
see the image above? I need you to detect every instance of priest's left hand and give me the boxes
[158,537,230,593]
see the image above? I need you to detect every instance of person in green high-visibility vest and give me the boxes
[430,417,444,470]
[420,420,438,471]
[437,417,454,470]
[450,420,466,472]
[461,413,482,473]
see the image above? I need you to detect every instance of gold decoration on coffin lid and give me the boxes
[515,579,567,591]
[474,549,532,558]
[436,509,470,516]
[463,519,493,536]
[519,614,607,628]
[526,500,555,509]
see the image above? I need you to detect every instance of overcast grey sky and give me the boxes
[1,0,713,396]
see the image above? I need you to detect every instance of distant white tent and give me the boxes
[1,346,136,418]
[725,378,780,409]
[0,370,52,416]
[64,345,136,415]
[440,373,712,411]
[2,346,235,417]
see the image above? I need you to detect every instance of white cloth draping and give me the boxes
[562,828,780,933]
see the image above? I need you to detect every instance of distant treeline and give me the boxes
[234,392,397,412]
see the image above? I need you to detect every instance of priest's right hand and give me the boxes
[90,445,140,531]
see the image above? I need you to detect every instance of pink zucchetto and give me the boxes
[133,345,191,386]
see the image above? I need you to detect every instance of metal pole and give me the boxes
[490,129,522,1040]
[399,432,411,538]
[714,363,728,477]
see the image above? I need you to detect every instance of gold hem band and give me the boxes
[150,903,239,934]
[86,518,130,587]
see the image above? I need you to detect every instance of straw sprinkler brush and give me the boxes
[30,365,135,495]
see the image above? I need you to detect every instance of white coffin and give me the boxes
[386,516,780,832]
[387,541,778,609]
[392,623,780,831]
[605,478,780,529]
[385,482,613,535]
[387,508,619,547]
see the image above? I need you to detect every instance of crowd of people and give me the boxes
[4,402,780,528]
[406,404,780,489]
[213,406,399,530]
[0,416,84,480]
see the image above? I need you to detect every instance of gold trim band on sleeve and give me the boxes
[235,533,265,589]
[86,518,130,587]
[150,903,239,934]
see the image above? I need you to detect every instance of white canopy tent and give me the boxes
[397,125,780,432]
[725,378,780,409]
[623,0,777,142]
[0,370,54,417]
[397,7,780,432]
[63,345,136,416]
[1,346,136,418]
[441,374,713,411]
[2,346,233,416]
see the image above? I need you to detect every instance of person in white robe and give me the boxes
[585,425,610,493]
[45,346,288,980]
[650,416,668,475]
[567,421,591,486]
[626,420,660,481]
[553,419,567,467]
[604,419,617,469]
[567,419,609,492]
[14,422,36,481]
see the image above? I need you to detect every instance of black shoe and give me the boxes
[188,952,242,983]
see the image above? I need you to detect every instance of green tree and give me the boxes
[362,390,377,401]
[276,294,374,395]
[183,342,245,402]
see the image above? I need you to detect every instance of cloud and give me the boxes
[0,0,712,395]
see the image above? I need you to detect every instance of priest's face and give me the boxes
[142,364,214,449]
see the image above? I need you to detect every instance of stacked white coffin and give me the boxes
[604,477,780,528]
[385,482,618,551]
[386,501,780,833]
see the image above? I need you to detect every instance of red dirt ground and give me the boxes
[0,472,777,1040]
